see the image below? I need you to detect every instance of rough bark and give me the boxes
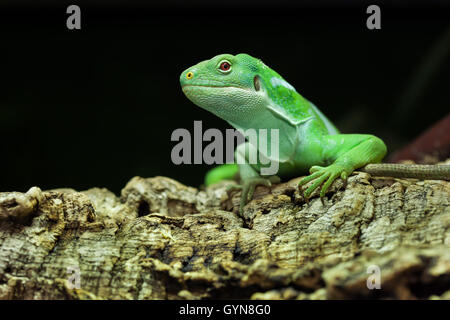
[0,167,449,300]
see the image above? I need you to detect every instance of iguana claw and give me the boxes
[228,176,280,215]
[298,164,350,202]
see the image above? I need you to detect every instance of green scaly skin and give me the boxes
[180,53,449,213]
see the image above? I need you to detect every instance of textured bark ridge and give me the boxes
[0,168,449,300]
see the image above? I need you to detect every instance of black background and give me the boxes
[1,1,449,194]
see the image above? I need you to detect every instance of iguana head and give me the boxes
[180,53,273,125]
[180,53,309,128]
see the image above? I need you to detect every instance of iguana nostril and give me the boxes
[186,71,194,80]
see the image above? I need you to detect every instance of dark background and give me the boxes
[1,1,449,194]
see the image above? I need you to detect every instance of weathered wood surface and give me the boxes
[0,169,449,299]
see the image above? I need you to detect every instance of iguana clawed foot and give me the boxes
[227,175,281,214]
[227,163,351,213]
[298,164,351,203]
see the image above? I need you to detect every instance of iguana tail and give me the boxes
[205,164,239,186]
[361,163,450,180]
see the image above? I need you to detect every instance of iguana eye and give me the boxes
[218,60,231,73]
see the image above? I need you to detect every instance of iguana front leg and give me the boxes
[229,142,280,214]
[298,134,387,200]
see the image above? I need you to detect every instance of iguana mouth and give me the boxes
[182,84,251,91]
